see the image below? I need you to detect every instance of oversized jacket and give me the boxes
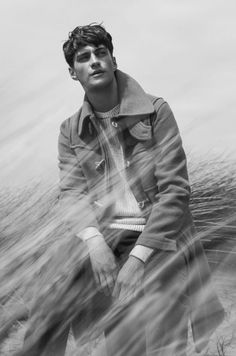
[58,70,224,352]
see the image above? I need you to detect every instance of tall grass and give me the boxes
[0,154,236,355]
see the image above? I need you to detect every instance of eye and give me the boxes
[76,53,90,62]
[96,48,108,57]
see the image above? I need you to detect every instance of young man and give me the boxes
[23,24,224,356]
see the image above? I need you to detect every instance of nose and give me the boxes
[90,53,100,68]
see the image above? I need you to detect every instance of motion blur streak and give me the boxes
[0,154,235,355]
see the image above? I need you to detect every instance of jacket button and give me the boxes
[138,201,145,209]
[126,160,130,168]
[138,198,150,209]
[112,121,118,128]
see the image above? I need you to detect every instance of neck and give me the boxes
[86,78,119,112]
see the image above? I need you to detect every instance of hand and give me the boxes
[87,236,118,295]
[112,256,144,305]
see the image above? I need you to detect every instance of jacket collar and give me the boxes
[78,70,154,136]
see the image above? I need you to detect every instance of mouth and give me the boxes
[91,70,104,76]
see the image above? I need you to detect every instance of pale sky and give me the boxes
[0,0,236,186]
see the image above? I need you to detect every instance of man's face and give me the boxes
[69,44,117,93]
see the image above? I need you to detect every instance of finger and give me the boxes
[93,270,100,287]
[119,284,139,305]
[111,268,118,285]
[110,266,119,286]
[112,280,121,299]
[118,286,130,304]
[98,271,106,288]
[105,272,116,291]
[99,272,111,296]
[104,274,114,295]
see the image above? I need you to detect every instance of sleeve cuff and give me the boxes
[76,227,103,241]
[129,245,154,263]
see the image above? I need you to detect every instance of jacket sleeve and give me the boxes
[58,118,100,233]
[136,101,191,251]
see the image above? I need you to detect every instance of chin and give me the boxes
[89,79,112,91]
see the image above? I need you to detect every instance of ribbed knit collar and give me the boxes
[94,104,120,119]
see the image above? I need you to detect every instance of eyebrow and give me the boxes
[76,45,107,56]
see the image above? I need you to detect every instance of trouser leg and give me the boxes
[22,324,70,356]
[104,231,189,356]
[104,303,146,356]
[38,327,70,356]
[104,230,146,356]
[145,295,188,356]
[144,250,189,356]
[21,247,97,356]
[103,251,189,356]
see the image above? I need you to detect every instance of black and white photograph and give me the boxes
[0,1,235,355]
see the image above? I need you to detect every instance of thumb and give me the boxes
[112,278,121,299]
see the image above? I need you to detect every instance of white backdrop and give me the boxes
[1,0,235,186]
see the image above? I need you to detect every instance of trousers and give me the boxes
[23,230,189,356]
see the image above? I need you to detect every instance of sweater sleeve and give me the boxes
[136,101,191,251]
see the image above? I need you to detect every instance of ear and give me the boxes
[112,57,118,71]
[68,67,78,81]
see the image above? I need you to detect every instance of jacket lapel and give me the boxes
[77,70,155,138]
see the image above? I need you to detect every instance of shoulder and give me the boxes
[59,108,82,138]
[146,94,174,120]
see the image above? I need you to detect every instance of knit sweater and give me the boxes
[95,104,146,232]
[78,104,154,262]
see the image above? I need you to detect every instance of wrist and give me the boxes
[129,245,154,264]
[129,255,145,265]
[86,235,105,246]
[76,227,103,242]
[86,234,104,241]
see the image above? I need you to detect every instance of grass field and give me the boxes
[0,155,236,355]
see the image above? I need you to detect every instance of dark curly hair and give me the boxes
[63,23,114,68]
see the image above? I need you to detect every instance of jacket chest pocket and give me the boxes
[72,145,106,188]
